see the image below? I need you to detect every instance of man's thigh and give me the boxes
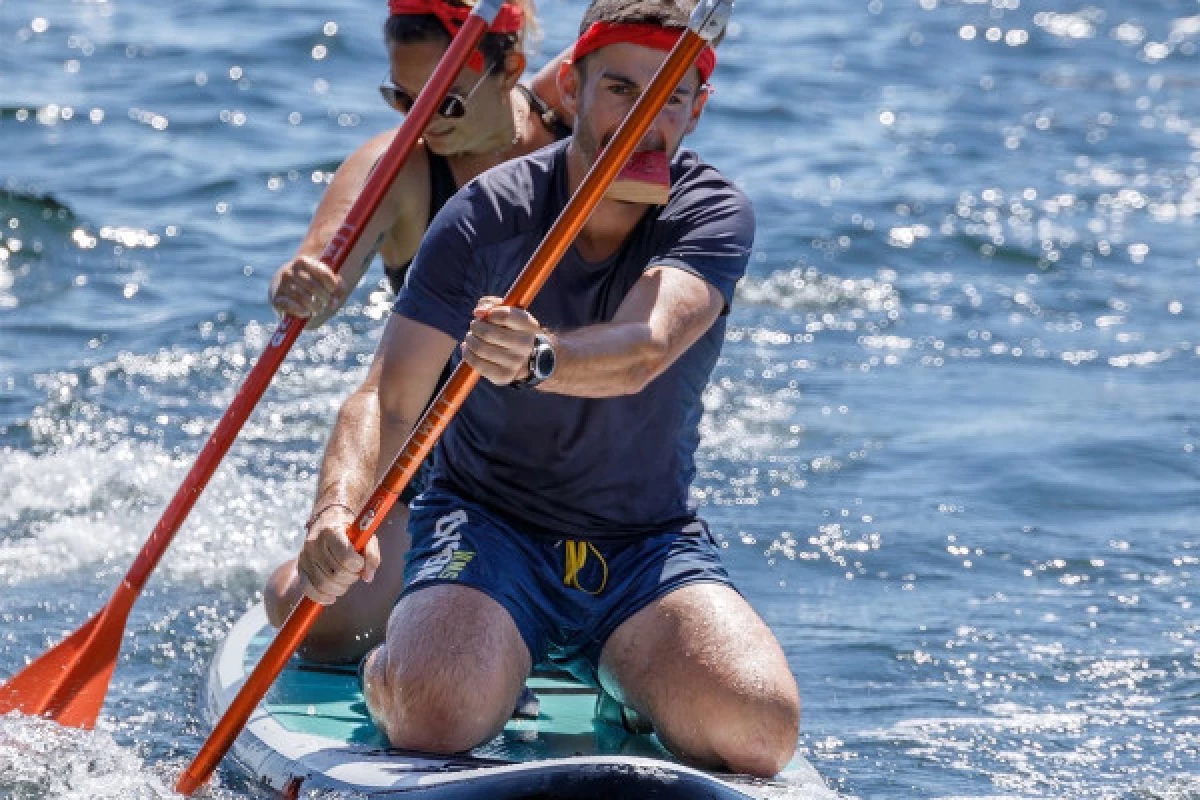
[382,582,531,693]
[401,489,556,662]
[598,582,799,771]
[365,488,562,750]
[599,582,793,705]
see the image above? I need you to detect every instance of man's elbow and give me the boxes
[378,401,416,436]
[337,383,379,422]
[621,337,671,395]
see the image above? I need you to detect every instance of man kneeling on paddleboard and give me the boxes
[297,0,800,778]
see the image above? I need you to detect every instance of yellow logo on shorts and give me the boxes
[414,509,475,583]
[438,549,476,580]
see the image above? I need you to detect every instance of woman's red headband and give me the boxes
[388,0,525,71]
[570,22,717,84]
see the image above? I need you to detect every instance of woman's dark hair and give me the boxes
[385,0,538,70]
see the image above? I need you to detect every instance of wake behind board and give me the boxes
[207,604,837,799]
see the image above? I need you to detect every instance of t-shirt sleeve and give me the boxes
[392,190,484,342]
[649,172,755,312]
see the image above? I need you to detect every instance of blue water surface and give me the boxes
[1,0,1197,797]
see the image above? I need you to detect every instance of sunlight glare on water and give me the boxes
[1,0,1198,796]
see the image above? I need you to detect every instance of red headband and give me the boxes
[571,22,717,84]
[388,0,525,71]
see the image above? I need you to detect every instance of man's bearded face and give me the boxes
[570,41,706,174]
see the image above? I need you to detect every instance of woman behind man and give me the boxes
[263,0,571,662]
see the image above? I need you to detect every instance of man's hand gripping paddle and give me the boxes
[0,0,510,730]
[175,0,733,793]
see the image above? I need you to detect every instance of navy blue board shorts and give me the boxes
[399,488,736,688]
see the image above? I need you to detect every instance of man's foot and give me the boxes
[513,686,540,719]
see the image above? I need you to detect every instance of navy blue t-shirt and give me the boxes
[394,139,754,539]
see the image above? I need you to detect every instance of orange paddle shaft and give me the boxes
[0,1,503,729]
[176,1,732,793]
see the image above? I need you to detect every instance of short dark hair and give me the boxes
[385,0,538,70]
[578,0,694,34]
[574,0,723,78]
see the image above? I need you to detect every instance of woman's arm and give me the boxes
[269,128,425,328]
[528,46,574,128]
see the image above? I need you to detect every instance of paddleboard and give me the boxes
[206,604,838,798]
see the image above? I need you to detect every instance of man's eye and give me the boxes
[608,84,633,95]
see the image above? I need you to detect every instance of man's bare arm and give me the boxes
[462,265,724,397]
[298,314,457,604]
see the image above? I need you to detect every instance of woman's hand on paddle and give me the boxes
[296,505,381,606]
[269,255,348,328]
[463,296,541,384]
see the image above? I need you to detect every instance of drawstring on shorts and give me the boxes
[563,539,608,595]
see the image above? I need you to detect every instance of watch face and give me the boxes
[534,345,555,379]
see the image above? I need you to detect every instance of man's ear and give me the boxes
[684,82,710,136]
[557,60,582,119]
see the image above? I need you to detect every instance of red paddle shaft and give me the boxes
[0,0,505,730]
[176,0,732,793]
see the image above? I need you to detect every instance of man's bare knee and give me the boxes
[648,673,798,777]
[602,583,800,777]
[381,670,505,753]
[363,644,493,752]
[366,586,529,754]
[710,687,800,777]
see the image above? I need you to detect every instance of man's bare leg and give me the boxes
[598,583,800,778]
[361,584,531,752]
[263,504,411,663]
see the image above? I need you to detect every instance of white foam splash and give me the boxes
[0,713,241,799]
[0,441,307,587]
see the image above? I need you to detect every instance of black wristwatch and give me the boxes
[511,333,556,390]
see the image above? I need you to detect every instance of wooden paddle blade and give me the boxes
[0,597,129,729]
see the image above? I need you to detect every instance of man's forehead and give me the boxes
[584,41,701,88]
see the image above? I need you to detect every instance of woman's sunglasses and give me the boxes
[379,64,496,119]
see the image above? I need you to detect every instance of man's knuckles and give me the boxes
[467,339,525,370]
[465,348,520,379]
[469,323,536,356]
[493,309,539,331]
[299,560,355,600]
[320,541,365,575]
[312,528,371,573]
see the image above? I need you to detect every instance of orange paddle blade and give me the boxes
[0,588,134,728]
